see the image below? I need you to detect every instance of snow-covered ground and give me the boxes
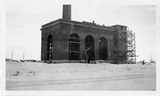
[6,61,156,90]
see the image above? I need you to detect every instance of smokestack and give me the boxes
[62,4,71,20]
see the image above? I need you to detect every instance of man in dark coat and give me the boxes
[86,47,91,63]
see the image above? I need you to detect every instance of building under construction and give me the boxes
[41,4,136,64]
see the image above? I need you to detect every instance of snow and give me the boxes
[6,61,156,90]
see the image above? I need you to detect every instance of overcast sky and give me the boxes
[6,0,157,61]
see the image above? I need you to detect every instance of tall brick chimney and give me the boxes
[62,4,71,20]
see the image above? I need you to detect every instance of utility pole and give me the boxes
[22,52,25,60]
[11,50,14,59]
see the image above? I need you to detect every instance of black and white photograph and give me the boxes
[4,93,159,96]
[5,0,157,91]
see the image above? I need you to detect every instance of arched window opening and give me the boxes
[69,33,80,60]
[99,37,108,60]
[85,35,95,60]
[47,35,53,60]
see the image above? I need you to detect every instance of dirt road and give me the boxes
[6,73,155,90]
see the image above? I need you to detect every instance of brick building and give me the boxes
[41,4,128,63]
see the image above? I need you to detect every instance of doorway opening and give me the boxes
[69,33,80,60]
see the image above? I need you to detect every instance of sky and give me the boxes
[6,0,157,61]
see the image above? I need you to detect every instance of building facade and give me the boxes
[41,5,128,63]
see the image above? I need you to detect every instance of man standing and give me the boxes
[86,47,91,63]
